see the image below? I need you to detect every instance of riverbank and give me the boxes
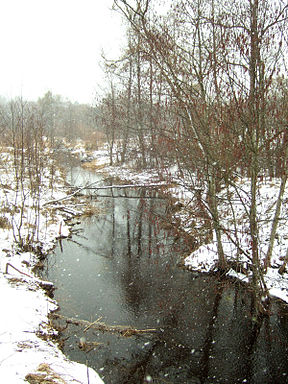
[39,150,288,384]
[0,149,104,383]
[2,139,287,382]
[80,144,288,305]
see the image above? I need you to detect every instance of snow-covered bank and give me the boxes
[3,134,286,382]
[0,275,102,383]
[0,150,103,383]
[82,145,288,305]
[183,178,288,303]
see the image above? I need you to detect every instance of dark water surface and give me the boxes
[42,168,288,384]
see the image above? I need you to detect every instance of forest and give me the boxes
[97,0,288,313]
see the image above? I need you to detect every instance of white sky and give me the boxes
[0,0,125,104]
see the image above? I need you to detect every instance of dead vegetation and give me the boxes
[25,363,67,384]
[81,201,104,218]
[0,215,11,229]
[78,338,103,353]
[81,159,107,170]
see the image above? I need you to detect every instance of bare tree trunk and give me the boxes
[121,51,133,164]
[265,134,288,268]
[207,169,226,270]
[265,174,287,268]
[136,34,147,168]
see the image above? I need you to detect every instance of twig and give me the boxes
[5,262,33,278]
[83,317,102,332]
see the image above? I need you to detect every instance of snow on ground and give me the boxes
[0,150,104,383]
[15,138,284,382]
[0,275,102,384]
[84,145,288,304]
[183,178,288,303]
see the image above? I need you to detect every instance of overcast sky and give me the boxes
[0,0,125,104]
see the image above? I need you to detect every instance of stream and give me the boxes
[41,167,288,384]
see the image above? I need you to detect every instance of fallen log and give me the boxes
[80,182,166,190]
[50,313,157,337]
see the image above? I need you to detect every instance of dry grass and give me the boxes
[81,159,108,170]
[0,215,11,229]
[25,363,67,384]
[82,202,104,218]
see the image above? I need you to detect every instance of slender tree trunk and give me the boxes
[248,0,270,310]
[265,174,287,269]
[136,35,146,168]
[122,55,133,164]
[208,169,226,270]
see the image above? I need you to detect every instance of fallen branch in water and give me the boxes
[43,181,168,207]
[42,185,91,207]
[42,180,104,207]
[80,182,167,190]
[50,313,157,337]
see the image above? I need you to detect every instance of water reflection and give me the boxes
[42,169,288,384]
